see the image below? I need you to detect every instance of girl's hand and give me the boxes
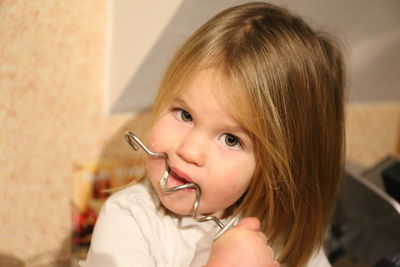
[206,217,279,267]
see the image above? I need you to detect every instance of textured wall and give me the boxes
[0,0,114,264]
[346,102,400,168]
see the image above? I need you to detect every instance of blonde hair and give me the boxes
[148,2,345,266]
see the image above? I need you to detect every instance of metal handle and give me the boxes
[125,131,229,234]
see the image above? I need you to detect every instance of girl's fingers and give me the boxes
[233,217,279,266]
[235,217,260,231]
[267,245,275,260]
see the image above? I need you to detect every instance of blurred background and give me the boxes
[0,0,399,266]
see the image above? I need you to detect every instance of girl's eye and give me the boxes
[181,110,192,122]
[175,109,192,122]
[220,133,242,149]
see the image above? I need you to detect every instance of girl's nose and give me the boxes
[176,131,206,167]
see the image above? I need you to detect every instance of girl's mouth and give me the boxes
[168,167,195,190]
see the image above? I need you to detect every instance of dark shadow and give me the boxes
[112,0,251,112]
[0,254,24,267]
[326,167,400,266]
[26,237,71,267]
[112,0,400,112]
[0,236,71,267]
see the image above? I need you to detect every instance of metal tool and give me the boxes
[125,131,233,235]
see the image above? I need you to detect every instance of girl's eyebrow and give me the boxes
[173,97,190,110]
[220,120,251,141]
[226,126,251,140]
[173,96,251,143]
[172,97,198,117]
[224,125,245,134]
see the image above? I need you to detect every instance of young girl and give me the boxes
[85,2,345,267]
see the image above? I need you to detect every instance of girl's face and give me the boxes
[147,69,256,217]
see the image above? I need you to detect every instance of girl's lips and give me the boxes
[170,167,193,183]
[167,167,195,189]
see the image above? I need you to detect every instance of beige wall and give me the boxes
[0,0,399,266]
[346,102,400,168]
[0,0,132,265]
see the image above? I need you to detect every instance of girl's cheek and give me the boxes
[220,171,252,193]
[147,158,163,182]
[148,128,162,150]
[148,135,157,150]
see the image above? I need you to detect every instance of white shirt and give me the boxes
[85,182,331,267]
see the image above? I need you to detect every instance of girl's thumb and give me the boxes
[235,217,260,231]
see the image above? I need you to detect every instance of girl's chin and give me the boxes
[159,194,225,218]
[161,203,193,216]
[158,193,193,216]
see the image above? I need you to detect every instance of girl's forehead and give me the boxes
[175,68,252,127]
[174,68,231,105]
[155,66,253,126]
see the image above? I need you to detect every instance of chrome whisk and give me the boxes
[125,131,227,232]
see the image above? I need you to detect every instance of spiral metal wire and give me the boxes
[125,131,225,230]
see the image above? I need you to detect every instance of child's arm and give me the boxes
[205,217,279,267]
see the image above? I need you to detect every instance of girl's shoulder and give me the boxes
[104,181,158,214]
